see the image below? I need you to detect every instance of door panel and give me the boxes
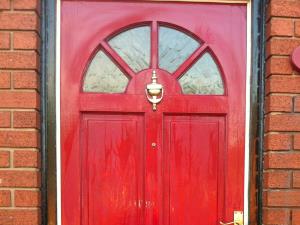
[164,116,225,225]
[82,114,144,225]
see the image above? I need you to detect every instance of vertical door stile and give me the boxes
[144,111,163,225]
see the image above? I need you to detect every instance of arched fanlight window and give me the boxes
[82,24,224,95]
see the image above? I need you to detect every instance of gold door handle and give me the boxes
[220,211,243,225]
[145,70,164,111]
[220,222,235,225]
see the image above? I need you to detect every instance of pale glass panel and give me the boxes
[83,50,128,93]
[108,26,150,72]
[179,53,224,95]
[159,26,200,73]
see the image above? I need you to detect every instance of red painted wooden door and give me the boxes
[61,1,247,225]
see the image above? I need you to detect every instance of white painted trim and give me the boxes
[244,1,252,225]
[56,0,62,224]
[55,1,252,225]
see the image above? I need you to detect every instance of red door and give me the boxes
[61,1,247,225]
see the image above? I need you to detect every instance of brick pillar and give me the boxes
[0,0,41,224]
[264,1,300,225]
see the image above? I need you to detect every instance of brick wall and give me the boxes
[0,0,41,224]
[264,0,300,225]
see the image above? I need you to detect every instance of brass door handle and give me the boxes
[145,70,164,111]
[220,211,243,225]
[220,222,239,225]
[220,222,237,225]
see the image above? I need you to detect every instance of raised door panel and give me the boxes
[164,116,225,225]
[81,114,144,225]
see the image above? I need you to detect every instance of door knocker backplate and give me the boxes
[145,70,164,111]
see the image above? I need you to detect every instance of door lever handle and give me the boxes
[220,211,243,225]
[220,222,238,225]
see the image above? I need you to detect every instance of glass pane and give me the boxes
[83,50,129,93]
[108,26,150,73]
[159,26,200,73]
[179,53,224,95]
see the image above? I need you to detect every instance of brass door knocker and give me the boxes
[145,70,164,111]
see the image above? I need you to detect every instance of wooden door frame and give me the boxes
[40,0,266,224]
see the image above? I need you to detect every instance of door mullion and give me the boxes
[151,21,159,69]
[144,111,163,225]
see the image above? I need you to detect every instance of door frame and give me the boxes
[40,0,265,224]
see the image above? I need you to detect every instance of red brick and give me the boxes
[0,12,38,30]
[0,111,11,128]
[0,51,39,70]
[0,0,41,220]
[264,190,300,206]
[265,95,292,113]
[14,150,39,168]
[265,133,291,151]
[0,190,10,207]
[265,114,300,132]
[13,0,40,12]
[294,134,300,150]
[269,0,300,17]
[265,153,300,169]
[263,208,290,225]
[296,21,300,37]
[0,131,39,148]
[13,31,40,50]
[13,71,39,89]
[293,210,300,225]
[15,190,40,207]
[293,171,300,188]
[266,38,300,57]
[0,171,40,187]
[0,71,10,89]
[0,32,10,49]
[294,96,300,112]
[0,209,40,225]
[266,57,293,76]
[0,0,10,10]
[264,171,290,188]
[266,18,293,38]
[0,151,10,167]
[0,91,39,109]
[266,76,300,94]
[13,111,39,128]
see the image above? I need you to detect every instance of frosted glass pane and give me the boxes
[108,26,150,73]
[179,53,224,95]
[83,50,128,93]
[159,26,200,73]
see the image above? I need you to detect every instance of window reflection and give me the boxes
[109,26,151,73]
[179,53,224,95]
[83,50,128,93]
[159,26,200,73]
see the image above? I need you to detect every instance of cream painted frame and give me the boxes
[55,0,252,224]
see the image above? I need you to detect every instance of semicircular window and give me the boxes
[83,50,129,93]
[179,52,224,95]
[82,23,225,95]
[159,26,200,73]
